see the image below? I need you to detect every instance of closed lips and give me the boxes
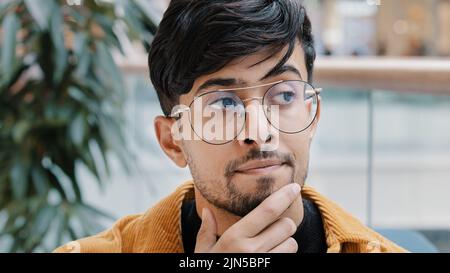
[235,159,284,172]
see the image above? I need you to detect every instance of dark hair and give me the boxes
[148,0,316,116]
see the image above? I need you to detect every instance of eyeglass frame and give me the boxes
[169,79,322,145]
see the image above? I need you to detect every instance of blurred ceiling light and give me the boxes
[323,29,342,48]
[338,1,378,17]
[393,20,409,35]
[366,0,381,6]
[66,0,82,6]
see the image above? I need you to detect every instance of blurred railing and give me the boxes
[314,57,450,94]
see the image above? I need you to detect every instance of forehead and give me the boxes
[181,42,307,102]
[228,42,306,73]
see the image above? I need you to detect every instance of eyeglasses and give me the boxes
[170,80,321,145]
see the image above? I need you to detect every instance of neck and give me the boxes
[194,185,304,236]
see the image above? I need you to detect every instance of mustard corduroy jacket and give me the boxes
[54,180,407,253]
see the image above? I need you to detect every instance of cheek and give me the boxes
[279,132,310,154]
[185,141,229,174]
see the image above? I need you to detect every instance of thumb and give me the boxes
[194,207,217,253]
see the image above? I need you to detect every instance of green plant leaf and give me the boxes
[10,163,28,199]
[50,4,67,84]
[24,0,54,30]
[74,32,88,58]
[91,139,110,177]
[53,205,68,248]
[74,51,91,78]
[12,120,30,143]
[79,147,102,184]
[133,0,160,23]
[76,202,114,220]
[122,5,146,39]
[69,113,85,146]
[0,1,15,17]
[24,204,57,250]
[0,12,20,83]
[31,167,49,196]
[1,0,158,252]
[32,205,57,235]
[94,41,124,94]
[74,32,91,79]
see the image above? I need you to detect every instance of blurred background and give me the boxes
[0,0,449,253]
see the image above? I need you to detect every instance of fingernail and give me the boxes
[291,183,301,195]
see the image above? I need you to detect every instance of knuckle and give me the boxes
[237,238,257,253]
[251,239,266,253]
[218,238,231,250]
[243,240,260,253]
[214,237,228,251]
[222,229,238,242]
[225,225,239,236]
[261,204,279,218]
[218,233,245,251]
[229,240,252,252]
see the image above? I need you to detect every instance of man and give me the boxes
[55,0,406,253]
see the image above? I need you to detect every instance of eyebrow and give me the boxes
[195,64,303,96]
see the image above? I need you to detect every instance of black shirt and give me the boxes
[181,198,327,253]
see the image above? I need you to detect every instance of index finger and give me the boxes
[236,183,301,237]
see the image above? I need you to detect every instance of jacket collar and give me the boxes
[135,180,400,253]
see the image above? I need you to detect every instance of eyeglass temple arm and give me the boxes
[305,88,322,97]
[169,107,189,119]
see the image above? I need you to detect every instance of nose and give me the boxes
[237,99,277,148]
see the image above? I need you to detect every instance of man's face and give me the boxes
[177,42,319,217]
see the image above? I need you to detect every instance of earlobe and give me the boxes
[154,116,188,168]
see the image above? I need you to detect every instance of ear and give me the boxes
[154,115,188,168]
[309,95,321,140]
